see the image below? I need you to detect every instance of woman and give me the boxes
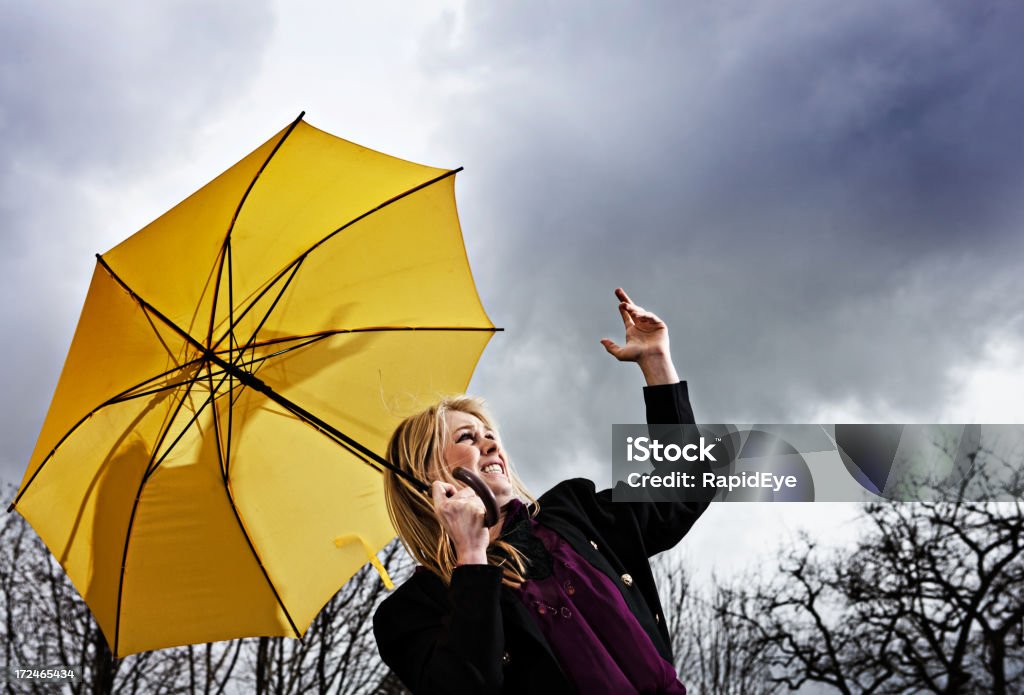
[373,288,710,694]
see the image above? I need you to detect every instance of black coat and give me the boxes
[373,382,710,694]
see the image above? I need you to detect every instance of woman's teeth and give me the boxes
[482,464,502,475]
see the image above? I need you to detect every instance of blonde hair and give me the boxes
[384,396,539,587]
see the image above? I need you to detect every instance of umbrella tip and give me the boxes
[6,502,14,514]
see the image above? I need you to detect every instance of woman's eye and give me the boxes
[457,432,475,443]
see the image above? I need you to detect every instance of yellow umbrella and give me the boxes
[9,113,498,657]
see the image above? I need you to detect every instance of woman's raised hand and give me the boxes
[431,481,490,566]
[601,287,680,386]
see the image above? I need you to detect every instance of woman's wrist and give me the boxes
[638,351,679,386]
[455,548,488,566]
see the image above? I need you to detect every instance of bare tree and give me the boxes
[724,440,1024,694]
[2,490,412,695]
[655,552,779,694]
[1,491,184,694]
[245,540,413,695]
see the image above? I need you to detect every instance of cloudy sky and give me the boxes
[3,0,1023,583]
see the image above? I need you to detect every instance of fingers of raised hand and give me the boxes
[633,310,665,331]
[616,288,664,327]
[621,302,661,328]
[617,301,634,328]
[601,339,626,362]
[615,288,637,327]
[600,338,621,357]
[602,338,641,363]
[619,299,664,330]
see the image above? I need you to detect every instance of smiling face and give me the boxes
[439,410,516,508]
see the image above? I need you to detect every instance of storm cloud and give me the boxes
[1,0,1022,566]
[0,1,273,481]
[414,0,1024,492]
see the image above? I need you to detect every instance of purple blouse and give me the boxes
[503,499,687,694]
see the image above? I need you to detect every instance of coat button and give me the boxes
[621,573,633,587]
[502,651,511,665]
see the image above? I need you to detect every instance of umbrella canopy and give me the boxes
[10,113,498,657]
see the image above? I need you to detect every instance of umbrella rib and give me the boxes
[208,358,231,480]
[12,258,460,512]
[113,369,257,655]
[206,111,306,348]
[227,238,237,367]
[229,335,330,409]
[208,166,464,354]
[139,298,192,368]
[95,254,431,492]
[236,326,506,394]
[207,256,300,355]
[263,325,502,342]
[108,374,208,406]
[206,360,302,640]
[235,325,505,360]
[7,356,211,512]
[224,240,236,478]
[235,259,305,376]
[120,356,206,394]
[96,255,222,361]
[9,272,223,510]
[139,371,236,482]
[113,371,206,657]
[232,327,505,392]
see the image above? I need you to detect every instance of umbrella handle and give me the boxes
[450,467,500,528]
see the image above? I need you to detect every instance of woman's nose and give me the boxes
[481,439,498,454]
